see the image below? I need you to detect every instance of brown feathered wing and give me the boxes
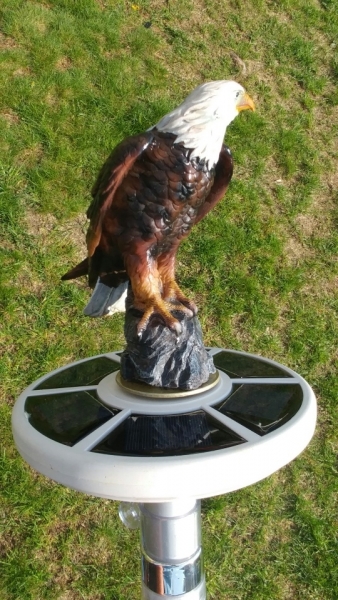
[195,145,233,224]
[61,131,154,285]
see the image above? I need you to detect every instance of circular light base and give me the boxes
[12,348,317,502]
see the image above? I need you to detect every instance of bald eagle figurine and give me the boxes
[62,80,255,337]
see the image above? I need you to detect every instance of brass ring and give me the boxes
[116,370,220,399]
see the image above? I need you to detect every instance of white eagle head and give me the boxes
[154,80,255,167]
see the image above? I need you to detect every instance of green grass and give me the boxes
[1,0,338,598]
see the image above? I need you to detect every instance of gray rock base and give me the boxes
[120,294,216,390]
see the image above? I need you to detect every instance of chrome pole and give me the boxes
[139,499,206,599]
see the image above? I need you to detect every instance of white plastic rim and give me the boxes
[12,349,317,502]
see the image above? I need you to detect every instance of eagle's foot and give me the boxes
[163,282,198,317]
[167,301,195,319]
[136,299,182,338]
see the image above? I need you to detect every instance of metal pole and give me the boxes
[139,500,206,599]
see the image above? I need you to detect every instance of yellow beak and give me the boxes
[237,92,255,112]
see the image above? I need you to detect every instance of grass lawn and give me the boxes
[1,0,337,598]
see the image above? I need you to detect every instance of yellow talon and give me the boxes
[136,299,183,338]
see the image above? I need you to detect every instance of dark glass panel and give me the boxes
[25,390,118,446]
[213,351,291,378]
[216,384,303,435]
[35,357,120,390]
[91,411,245,456]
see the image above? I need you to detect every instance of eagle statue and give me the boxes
[62,80,255,337]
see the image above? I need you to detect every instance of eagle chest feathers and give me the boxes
[107,132,215,256]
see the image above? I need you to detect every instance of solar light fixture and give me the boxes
[12,348,316,599]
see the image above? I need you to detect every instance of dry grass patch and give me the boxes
[13,67,32,77]
[283,236,315,266]
[279,580,302,600]
[13,264,46,296]
[0,32,18,50]
[57,592,84,600]
[58,213,88,261]
[56,56,73,71]
[0,110,20,125]
[70,535,113,567]
[295,195,335,240]
[0,521,26,558]
[327,172,338,196]
[24,209,58,240]
[261,518,295,548]
[229,51,247,75]
[45,91,60,107]
[34,21,48,34]
[230,313,253,346]
[295,213,321,237]
[17,143,44,167]
[95,0,109,10]
[166,0,212,29]
[302,274,338,298]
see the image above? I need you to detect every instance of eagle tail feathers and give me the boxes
[61,258,89,281]
[83,279,128,317]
